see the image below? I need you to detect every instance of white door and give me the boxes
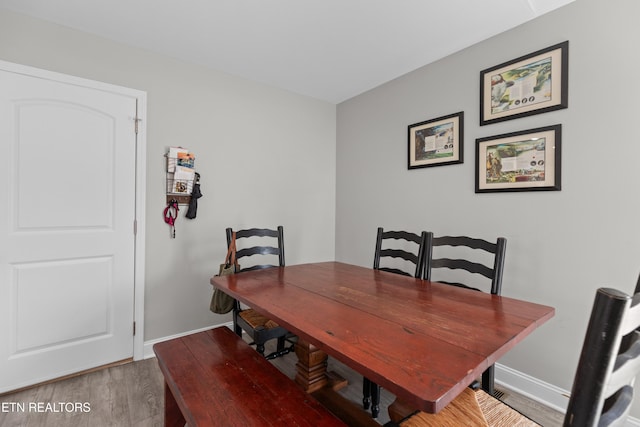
[0,63,141,392]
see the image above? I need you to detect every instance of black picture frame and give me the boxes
[408,112,464,169]
[475,124,561,193]
[480,41,568,126]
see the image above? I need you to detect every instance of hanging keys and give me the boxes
[163,199,179,238]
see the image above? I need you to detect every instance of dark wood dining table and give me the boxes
[210,261,554,416]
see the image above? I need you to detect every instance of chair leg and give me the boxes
[256,343,266,356]
[482,365,495,396]
[265,341,295,360]
[371,382,380,418]
[233,318,242,337]
[363,378,371,410]
[276,336,285,352]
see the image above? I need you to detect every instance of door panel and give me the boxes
[0,66,137,392]
[16,100,114,229]
[13,257,112,352]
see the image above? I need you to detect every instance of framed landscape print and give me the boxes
[480,41,568,125]
[408,112,463,169]
[475,125,561,193]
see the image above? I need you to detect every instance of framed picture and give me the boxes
[408,112,463,169]
[475,124,561,193]
[480,41,568,125]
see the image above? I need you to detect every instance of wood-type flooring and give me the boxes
[0,335,565,426]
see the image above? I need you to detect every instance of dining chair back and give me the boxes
[228,226,285,272]
[424,233,507,295]
[365,227,428,418]
[424,232,507,395]
[225,226,293,359]
[374,227,428,278]
[564,281,640,426]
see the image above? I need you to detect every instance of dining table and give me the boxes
[210,261,554,418]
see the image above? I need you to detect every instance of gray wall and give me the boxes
[3,0,640,418]
[0,9,337,341]
[336,0,640,414]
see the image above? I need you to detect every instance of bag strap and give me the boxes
[224,232,238,268]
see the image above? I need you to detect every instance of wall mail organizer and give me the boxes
[166,146,196,204]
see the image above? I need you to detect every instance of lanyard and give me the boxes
[164,199,179,238]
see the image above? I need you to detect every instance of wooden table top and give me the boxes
[210,261,554,413]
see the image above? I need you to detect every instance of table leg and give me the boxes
[388,397,416,423]
[294,339,348,393]
[294,339,329,393]
[164,382,186,427]
[293,340,380,426]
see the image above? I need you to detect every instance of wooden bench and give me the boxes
[153,326,346,427]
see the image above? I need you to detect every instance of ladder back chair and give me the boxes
[393,281,640,427]
[424,232,507,395]
[364,227,428,418]
[374,227,429,278]
[564,281,640,426]
[226,226,294,360]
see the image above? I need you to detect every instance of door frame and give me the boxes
[0,59,147,361]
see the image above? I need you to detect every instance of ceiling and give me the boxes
[0,0,575,104]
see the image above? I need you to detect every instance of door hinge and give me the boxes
[133,219,137,235]
[133,321,136,336]
[134,99,140,135]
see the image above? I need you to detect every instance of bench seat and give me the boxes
[153,326,346,427]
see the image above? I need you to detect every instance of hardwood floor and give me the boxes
[0,337,564,426]
[498,388,566,426]
[0,358,164,427]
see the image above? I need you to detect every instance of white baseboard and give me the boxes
[141,331,640,425]
[142,321,234,359]
[495,363,569,414]
[496,363,640,426]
